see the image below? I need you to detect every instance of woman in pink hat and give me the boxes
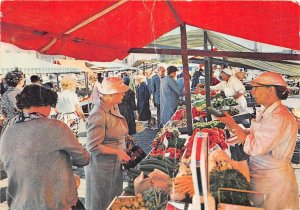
[85,77,131,210]
[215,72,299,210]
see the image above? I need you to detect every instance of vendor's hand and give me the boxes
[215,112,236,127]
[191,89,199,94]
[116,150,131,162]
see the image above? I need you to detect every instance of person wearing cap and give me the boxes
[85,77,131,210]
[198,68,247,108]
[160,66,181,125]
[215,72,299,210]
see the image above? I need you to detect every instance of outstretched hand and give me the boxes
[215,112,236,127]
[216,112,247,143]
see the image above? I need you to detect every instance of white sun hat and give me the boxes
[98,77,129,94]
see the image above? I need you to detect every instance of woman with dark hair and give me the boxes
[0,69,25,131]
[215,72,299,209]
[0,84,90,210]
[118,76,137,135]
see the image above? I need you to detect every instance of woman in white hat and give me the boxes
[197,68,247,108]
[215,72,299,210]
[85,77,131,210]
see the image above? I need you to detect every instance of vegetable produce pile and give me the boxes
[108,193,146,210]
[171,107,206,120]
[138,156,178,177]
[193,99,206,111]
[192,107,206,119]
[212,97,238,108]
[171,109,186,121]
[143,188,169,210]
[184,127,228,159]
[227,107,240,116]
[210,169,251,206]
[151,128,186,160]
[170,175,194,201]
[194,120,225,130]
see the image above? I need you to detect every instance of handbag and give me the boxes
[122,135,146,170]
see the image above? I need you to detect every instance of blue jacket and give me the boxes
[151,74,161,105]
[160,75,180,125]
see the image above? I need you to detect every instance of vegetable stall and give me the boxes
[108,93,264,210]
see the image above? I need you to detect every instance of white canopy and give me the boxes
[87,61,133,71]
[0,52,81,75]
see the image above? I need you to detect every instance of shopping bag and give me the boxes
[136,120,145,133]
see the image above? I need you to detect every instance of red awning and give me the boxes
[1,1,299,61]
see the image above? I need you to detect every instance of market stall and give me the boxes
[1,2,299,209]
[107,91,265,210]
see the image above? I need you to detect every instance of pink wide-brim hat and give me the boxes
[99,77,129,94]
[250,71,287,87]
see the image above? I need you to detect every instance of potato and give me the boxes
[133,201,139,208]
[136,192,143,198]
[125,200,132,208]
[114,198,121,204]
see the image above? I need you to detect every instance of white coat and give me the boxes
[244,101,299,210]
[211,76,247,108]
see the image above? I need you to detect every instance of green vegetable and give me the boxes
[210,169,251,206]
[123,184,135,195]
[143,187,169,210]
[167,137,186,149]
[139,164,169,174]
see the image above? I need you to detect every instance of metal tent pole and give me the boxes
[180,23,193,135]
[204,30,212,121]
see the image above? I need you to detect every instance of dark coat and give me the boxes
[136,82,151,121]
[118,88,137,135]
[191,70,205,88]
[151,74,161,105]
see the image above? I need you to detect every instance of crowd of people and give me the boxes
[0,65,299,210]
